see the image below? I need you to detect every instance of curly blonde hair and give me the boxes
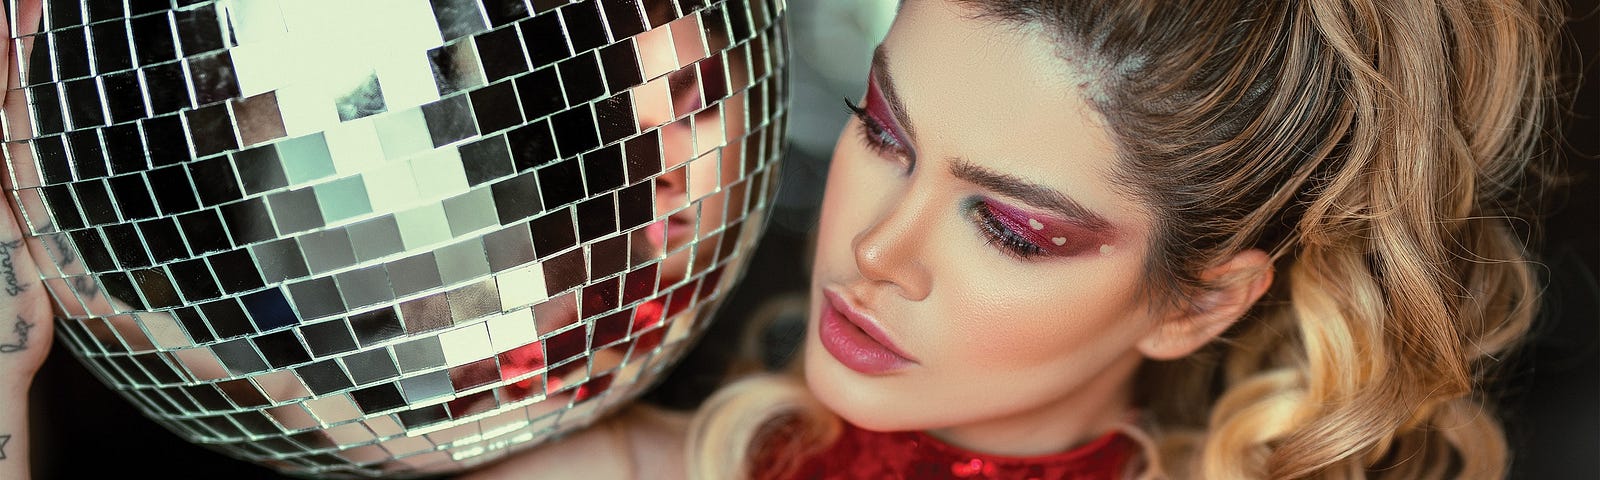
[688,0,1558,478]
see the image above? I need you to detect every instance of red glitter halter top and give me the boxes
[763,422,1137,479]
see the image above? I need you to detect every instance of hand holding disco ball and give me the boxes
[0,0,787,477]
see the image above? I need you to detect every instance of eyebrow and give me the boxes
[872,45,1114,232]
[949,158,1114,230]
[871,45,918,143]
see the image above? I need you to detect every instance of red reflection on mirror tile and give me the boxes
[496,342,545,401]
[574,372,613,403]
[592,310,631,347]
[622,263,658,305]
[545,326,588,365]
[449,357,499,391]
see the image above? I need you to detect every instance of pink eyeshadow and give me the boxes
[982,200,1110,257]
[865,70,911,143]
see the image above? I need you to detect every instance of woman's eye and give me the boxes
[844,98,912,163]
[972,202,1047,259]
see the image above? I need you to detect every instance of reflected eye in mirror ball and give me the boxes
[2,0,788,476]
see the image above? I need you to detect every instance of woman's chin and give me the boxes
[803,344,918,433]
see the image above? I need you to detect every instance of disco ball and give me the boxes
[1,0,787,476]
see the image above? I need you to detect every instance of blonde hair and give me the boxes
[688,0,1558,478]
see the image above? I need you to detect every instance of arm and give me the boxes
[0,135,51,480]
[0,2,56,478]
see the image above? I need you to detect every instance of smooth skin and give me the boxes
[803,0,1272,456]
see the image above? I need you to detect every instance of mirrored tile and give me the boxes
[63,76,105,129]
[188,51,240,106]
[483,0,532,27]
[268,187,325,234]
[398,370,453,403]
[468,79,522,135]
[89,20,134,74]
[527,207,575,259]
[52,27,92,80]
[387,251,442,299]
[429,39,487,97]
[233,92,288,146]
[342,347,401,385]
[459,134,514,187]
[174,4,226,56]
[349,382,406,414]
[336,72,387,122]
[300,318,360,357]
[142,113,192,166]
[474,25,529,82]
[185,103,240,158]
[347,215,406,262]
[482,223,535,272]
[599,40,643,94]
[335,264,395,309]
[561,0,608,53]
[430,0,490,41]
[394,335,447,373]
[130,12,177,67]
[519,10,571,69]
[422,93,479,148]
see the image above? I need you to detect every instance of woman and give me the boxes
[475,0,1556,478]
[2,0,1557,478]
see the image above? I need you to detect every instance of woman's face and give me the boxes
[805,0,1166,453]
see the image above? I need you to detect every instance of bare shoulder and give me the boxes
[621,403,693,477]
[460,404,691,480]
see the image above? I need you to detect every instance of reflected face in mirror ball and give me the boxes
[1,0,788,476]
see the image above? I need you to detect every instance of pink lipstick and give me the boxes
[643,214,694,250]
[819,289,916,374]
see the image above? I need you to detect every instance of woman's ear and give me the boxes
[1136,249,1274,360]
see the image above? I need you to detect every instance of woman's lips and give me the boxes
[644,215,694,250]
[819,289,916,374]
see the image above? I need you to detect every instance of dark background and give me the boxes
[26,1,1600,478]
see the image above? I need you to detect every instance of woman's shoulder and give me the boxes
[460,404,691,480]
[621,403,694,476]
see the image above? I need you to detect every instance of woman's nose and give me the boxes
[850,193,932,301]
[655,165,686,205]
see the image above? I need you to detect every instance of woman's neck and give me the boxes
[923,350,1143,457]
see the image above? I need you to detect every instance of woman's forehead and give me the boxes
[878,1,1142,229]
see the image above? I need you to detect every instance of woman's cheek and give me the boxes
[934,262,1110,370]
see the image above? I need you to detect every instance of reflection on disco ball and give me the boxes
[2,0,787,476]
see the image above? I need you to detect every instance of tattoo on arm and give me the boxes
[0,240,27,296]
[49,233,75,267]
[40,225,97,300]
[0,316,33,353]
[71,276,95,298]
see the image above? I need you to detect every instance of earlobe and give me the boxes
[1136,249,1274,361]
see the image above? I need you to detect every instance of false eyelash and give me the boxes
[973,202,1046,259]
[843,97,910,161]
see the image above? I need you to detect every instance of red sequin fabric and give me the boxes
[767,422,1136,479]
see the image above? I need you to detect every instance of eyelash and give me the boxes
[843,98,912,166]
[973,202,1047,259]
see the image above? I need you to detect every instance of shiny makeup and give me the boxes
[845,51,1118,261]
[844,65,916,165]
[969,198,1111,258]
